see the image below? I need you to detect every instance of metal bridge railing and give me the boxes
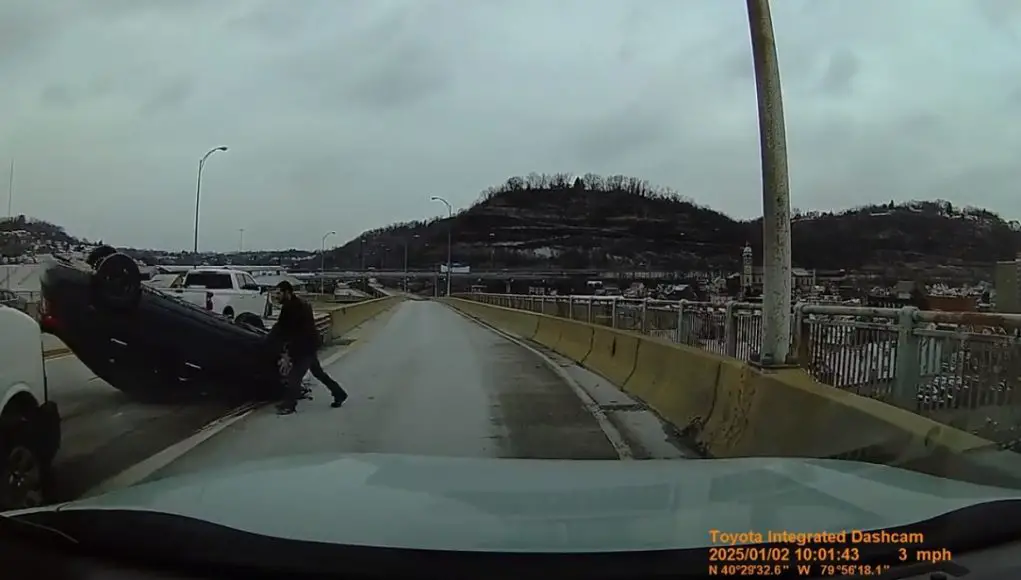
[457,293,1021,450]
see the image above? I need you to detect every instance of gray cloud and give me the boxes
[2,0,1021,251]
[818,49,859,96]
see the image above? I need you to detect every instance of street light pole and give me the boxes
[321,231,336,295]
[746,0,792,365]
[4,159,12,290]
[403,234,419,292]
[430,196,453,296]
[489,232,496,270]
[238,228,244,252]
[5,159,12,222]
[192,146,229,263]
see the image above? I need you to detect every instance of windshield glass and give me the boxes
[6,0,1021,573]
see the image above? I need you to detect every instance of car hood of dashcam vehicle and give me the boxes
[17,454,1021,552]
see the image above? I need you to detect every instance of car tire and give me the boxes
[93,253,142,311]
[86,245,117,268]
[0,415,51,511]
[235,312,264,330]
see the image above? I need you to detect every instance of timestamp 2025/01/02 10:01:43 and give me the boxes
[707,529,954,575]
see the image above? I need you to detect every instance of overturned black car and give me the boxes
[39,247,287,402]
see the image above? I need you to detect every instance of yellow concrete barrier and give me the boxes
[582,327,640,386]
[623,337,720,433]
[441,297,1021,487]
[474,302,540,339]
[323,296,404,341]
[532,317,564,349]
[552,319,594,362]
[498,308,540,340]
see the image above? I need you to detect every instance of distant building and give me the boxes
[994,255,1021,313]
[738,243,815,297]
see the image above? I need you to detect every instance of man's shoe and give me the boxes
[331,394,348,408]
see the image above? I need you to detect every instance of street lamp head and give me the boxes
[430,196,440,201]
[216,146,228,152]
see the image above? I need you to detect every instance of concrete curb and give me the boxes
[440,297,1021,489]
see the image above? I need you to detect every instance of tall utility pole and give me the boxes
[192,145,229,263]
[238,228,244,252]
[430,196,453,296]
[747,0,792,365]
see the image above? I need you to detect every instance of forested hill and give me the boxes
[323,173,1020,273]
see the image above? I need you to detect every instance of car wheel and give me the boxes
[0,415,50,511]
[222,307,235,321]
[93,253,142,310]
[235,312,264,330]
[86,245,117,268]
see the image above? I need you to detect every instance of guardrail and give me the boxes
[9,290,40,302]
[458,293,1021,449]
[314,313,331,342]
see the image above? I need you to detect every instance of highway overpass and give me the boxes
[291,268,693,282]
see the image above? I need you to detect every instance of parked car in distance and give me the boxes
[0,289,28,313]
[165,268,268,321]
[0,303,61,510]
[38,248,286,402]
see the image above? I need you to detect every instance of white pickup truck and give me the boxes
[165,268,268,321]
[0,304,61,510]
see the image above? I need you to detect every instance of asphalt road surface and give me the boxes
[131,300,692,488]
[45,352,241,502]
[47,299,692,503]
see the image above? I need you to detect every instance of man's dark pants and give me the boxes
[279,352,348,410]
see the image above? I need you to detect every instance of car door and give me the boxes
[239,273,264,316]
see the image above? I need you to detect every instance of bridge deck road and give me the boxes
[44,353,240,502]
[140,300,627,483]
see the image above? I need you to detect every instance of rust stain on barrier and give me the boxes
[716,366,754,453]
[685,362,725,457]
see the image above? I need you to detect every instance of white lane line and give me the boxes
[320,345,350,368]
[82,340,362,497]
[442,304,634,461]
[84,404,257,497]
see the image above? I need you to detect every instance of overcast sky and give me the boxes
[2,0,1020,251]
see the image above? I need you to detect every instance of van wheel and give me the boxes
[93,253,142,311]
[222,307,235,321]
[0,416,49,511]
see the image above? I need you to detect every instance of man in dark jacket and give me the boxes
[269,281,348,415]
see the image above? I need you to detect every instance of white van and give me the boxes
[0,304,61,510]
